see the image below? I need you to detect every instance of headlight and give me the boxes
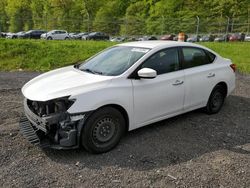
[27,96,75,117]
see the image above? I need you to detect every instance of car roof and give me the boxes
[118,41,206,50]
[51,30,66,32]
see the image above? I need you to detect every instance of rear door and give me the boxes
[53,31,60,39]
[59,31,65,39]
[180,47,218,111]
[132,47,185,128]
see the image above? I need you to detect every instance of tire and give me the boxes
[47,37,52,40]
[81,107,125,153]
[205,85,226,114]
[65,37,69,40]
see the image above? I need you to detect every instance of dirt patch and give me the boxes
[0,71,249,188]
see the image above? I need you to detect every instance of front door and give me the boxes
[131,47,185,128]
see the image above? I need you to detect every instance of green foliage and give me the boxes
[0,39,114,71]
[120,1,148,35]
[6,0,33,32]
[0,0,249,34]
[0,39,249,73]
[93,1,121,35]
[201,42,250,74]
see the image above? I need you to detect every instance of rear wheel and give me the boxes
[205,85,226,114]
[81,107,125,153]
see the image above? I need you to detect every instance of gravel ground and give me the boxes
[0,71,249,188]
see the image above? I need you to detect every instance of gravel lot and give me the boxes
[0,71,249,188]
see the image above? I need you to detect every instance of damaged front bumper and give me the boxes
[19,99,86,149]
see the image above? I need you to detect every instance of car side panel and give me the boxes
[183,63,219,110]
[132,70,185,129]
[183,58,235,111]
[68,78,134,130]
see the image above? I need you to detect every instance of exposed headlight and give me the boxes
[27,96,75,117]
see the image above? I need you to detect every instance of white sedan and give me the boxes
[41,30,69,40]
[20,41,236,153]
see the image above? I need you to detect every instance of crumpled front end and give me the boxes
[20,97,86,149]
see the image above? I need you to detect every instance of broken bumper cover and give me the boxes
[19,99,85,149]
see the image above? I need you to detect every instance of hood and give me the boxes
[22,66,114,101]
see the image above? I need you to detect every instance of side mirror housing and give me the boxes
[137,68,157,79]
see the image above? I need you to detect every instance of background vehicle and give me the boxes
[20,41,235,153]
[200,35,215,42]
[0,32,7,38]
[6,31,25,39]
[161,34,176,40]
[82,32,109,40]
[214,34,230,42]
[187,35,200,42]
[69,32,78,39]
[110,37,126,42]
[229,33,245,42]
[245,35,250,41]
[41,30,69,40]
[18,30,46,39]
[138,36,157,41]
[72,32,88,40]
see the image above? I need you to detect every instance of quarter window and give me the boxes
[141,48,179,75]
[182,47,211,68]
[206,50,216,63]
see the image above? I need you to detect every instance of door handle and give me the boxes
[207,73,215,78]
[172,80,184,86]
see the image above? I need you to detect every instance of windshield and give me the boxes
[77,46,150,76]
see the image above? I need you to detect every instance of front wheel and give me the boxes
[205,85,226,114]
[81,107,125,153]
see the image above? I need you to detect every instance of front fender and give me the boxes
[67,81,134,129]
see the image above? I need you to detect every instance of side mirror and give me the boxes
[138,68,157,79]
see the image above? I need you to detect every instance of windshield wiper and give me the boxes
[81,68,103,75]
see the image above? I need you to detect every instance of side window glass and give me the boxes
[182,48,210,68]
[206,50,216,63]
[142,48,179,75]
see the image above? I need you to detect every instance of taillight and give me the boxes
[230,64,236,72]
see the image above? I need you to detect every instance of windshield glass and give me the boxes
[77,46,150,76]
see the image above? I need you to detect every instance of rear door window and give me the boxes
[182,47,211,69]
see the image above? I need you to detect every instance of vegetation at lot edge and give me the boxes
[0,39,114,71]
[202,42,250,74]
[0,39,249,73]
[0,0,249,35]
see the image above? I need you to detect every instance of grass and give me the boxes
[200,42,250,73]
[0,39,114,71]
[0,39,249,73]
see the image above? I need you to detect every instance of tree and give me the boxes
[6,0,33,32]
[120,1,148,36]
[93,1,120,35]
[1,0,249,34]
[0,0,8,32]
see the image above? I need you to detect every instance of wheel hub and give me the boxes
[212,92,223,109]
[93,117,116,143]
